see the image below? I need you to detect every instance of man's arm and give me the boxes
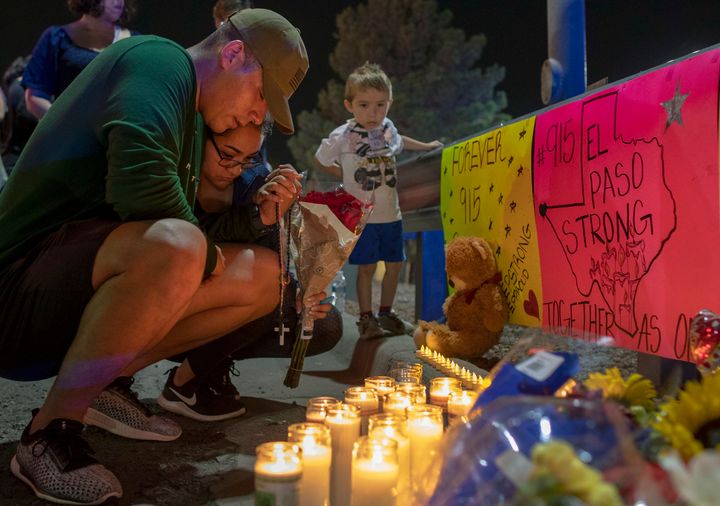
[99,41,198,224]
[314,156,342,179]
[400,135,443,152]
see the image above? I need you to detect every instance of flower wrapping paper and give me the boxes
[290,187,373,331]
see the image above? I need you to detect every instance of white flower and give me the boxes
[660,450,720,506]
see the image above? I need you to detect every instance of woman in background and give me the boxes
[2,57,37,175]
[212,0,253,28]
[23,0,138,119]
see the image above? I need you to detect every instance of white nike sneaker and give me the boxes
[157,367,246,422]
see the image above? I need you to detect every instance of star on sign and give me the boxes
[661,81,689,130]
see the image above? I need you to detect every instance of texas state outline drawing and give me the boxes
[538,91,677,337]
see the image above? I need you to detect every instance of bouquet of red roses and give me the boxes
[284,185,373,388]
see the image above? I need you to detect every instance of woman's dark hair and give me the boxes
[67,0,137,27]
[2,56,29,92]
[213,0,253,24]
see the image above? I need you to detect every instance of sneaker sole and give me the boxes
[378,321,414,336]
[360,330,391,339]
[11,456,121,506]
[83,408,181,442]
[157,394,246,422]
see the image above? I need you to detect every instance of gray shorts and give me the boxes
[0,217,122,381]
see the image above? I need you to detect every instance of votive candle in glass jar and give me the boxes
[255,441,302,506]
[364,376,396,410]
[406,404,443,500]
[388,361,422,384]
[351,436,399,506]
[324,404,361,506]
[368,413,410,505]
[288,423,331,506]
[395,382,427,404]
[447,390,478,421]
[306,396,342,423]
[428,377,462,409]
[382,391,414,417]
[345,386,379,435]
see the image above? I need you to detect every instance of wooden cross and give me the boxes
[275,323,292,346]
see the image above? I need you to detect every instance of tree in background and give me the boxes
[288,0,510,175]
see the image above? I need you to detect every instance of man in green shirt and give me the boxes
[0,9,320,504]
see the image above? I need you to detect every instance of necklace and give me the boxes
[275,202,292,345]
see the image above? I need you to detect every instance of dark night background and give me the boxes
[2,1,720,163]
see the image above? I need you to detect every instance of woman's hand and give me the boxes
[299,291,333,320]
[255,164,302,224]
[210,244,226,277]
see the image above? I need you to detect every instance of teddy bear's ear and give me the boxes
[471,240,488,260]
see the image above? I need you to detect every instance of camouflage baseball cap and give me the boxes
[228,9,309,134]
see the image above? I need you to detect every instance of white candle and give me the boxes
[325,404,361,506]
[368,414,410,505]
[306,397,342,423]
[382,391,414,417]
[364,376,396,411]
[345,387,379,435]
[406,404,443,501]
[288,423,331,506]
[254,442,303,506]
[395,382,427,404]
[429,377,462,409]
[351,436,399,506]
[447,390,478,421]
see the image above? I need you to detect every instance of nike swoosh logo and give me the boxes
[169,387,197,406]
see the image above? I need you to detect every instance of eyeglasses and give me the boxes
[209,134,263,170]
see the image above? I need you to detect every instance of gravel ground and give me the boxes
[344,280,416,324]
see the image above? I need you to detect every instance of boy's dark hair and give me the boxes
[67,0,137,27]
[345,62,392,102]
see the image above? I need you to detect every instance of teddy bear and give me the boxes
[413,236,509,359]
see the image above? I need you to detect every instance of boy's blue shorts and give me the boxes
[350,220,406,265]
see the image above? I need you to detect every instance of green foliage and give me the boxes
[288,0,510,174]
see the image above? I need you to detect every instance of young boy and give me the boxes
[315,62,442,338]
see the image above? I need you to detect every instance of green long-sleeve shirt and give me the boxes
[0,36,215,272]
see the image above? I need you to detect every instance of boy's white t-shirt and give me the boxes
[315,118,404,224]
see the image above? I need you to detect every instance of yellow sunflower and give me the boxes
[530,440,622,506]
[654,372,720,460]
[584,368,657,410]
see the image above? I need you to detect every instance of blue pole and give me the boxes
[419,230,447,322]
[541,0,587,104]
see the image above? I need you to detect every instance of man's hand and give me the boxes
[426,140,444,150]
[255,164,302,225]
[299,291,333,320]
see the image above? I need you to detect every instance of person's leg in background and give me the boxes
[375,220,413,335]
[351,223,387,339]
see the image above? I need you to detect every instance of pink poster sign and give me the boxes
[533,49,720,360]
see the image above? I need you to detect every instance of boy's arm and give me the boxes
[401,135,443,152]
[314,156,343,179]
